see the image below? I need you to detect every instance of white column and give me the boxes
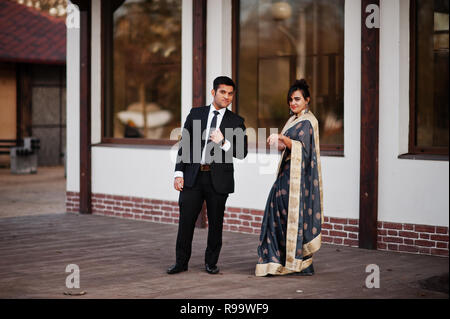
[91,0,101,144]
[66,1,80,192]
[181,0,193,124]
[206,0,232,105]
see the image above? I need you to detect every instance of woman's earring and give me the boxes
[289,109,294,116]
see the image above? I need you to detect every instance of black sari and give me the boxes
[255,110,324,276]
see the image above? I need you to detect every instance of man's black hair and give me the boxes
[213,76,236,91]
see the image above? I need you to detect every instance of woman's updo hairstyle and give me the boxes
[287,79,311,106]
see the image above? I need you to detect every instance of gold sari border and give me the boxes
[285,139,302,271]
[255,257,313,277]
[302,113,325,224]
[303,233,322,257]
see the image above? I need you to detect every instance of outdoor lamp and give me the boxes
[271,1,292,21]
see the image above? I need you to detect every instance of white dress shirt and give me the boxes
[174,104,231,179]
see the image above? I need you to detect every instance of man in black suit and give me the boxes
[168,76,248,275]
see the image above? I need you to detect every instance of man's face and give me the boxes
[212,84,234,109]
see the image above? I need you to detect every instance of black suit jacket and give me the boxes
[175,106,248,194]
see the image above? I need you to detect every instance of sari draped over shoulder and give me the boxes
[255,110,324,276]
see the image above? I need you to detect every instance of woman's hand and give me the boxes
[267,134,287,151]
[278,134,292,150]
[277,135,287,151]
[267,133,279,146]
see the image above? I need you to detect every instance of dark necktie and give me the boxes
[205,111,219,163]
[208,111,220,142]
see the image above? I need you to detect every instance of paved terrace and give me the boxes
[0,167,65,218]
[0,212,448,299]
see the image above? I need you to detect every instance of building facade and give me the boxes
[66,0,449,257]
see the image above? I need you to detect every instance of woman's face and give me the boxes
[289,90,310,115]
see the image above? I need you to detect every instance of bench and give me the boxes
[0,139,18,155]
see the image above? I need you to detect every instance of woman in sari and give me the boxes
[255,79,323,277]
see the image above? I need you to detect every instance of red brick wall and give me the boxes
[321,217,360,247]
[66,191,79,213]
[66,192,449,257]
[91,193,180,224]
[377,221,449,257]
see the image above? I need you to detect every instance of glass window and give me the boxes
[412,0,449,154]
[103,0,182,141]
[235,0,345,151]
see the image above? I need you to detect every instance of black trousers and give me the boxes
[176,171,228,267]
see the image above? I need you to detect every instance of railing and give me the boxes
[0,139,18,155]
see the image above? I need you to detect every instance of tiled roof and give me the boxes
[0,0,66,64]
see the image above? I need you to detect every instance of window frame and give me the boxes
[408,0,449,157]
[231,0,345,156]
[100,0,181,146]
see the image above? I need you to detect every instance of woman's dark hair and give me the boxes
[287,79,311,105]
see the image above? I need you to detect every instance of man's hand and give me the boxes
[174,177,184,191]
[210,129,224,144]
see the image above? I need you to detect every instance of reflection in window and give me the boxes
[104,0,181,140]
[237,0,344,149]
[413,0,449,153]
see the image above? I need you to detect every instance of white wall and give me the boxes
[378,0,449,226]
[92,146,180,200]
